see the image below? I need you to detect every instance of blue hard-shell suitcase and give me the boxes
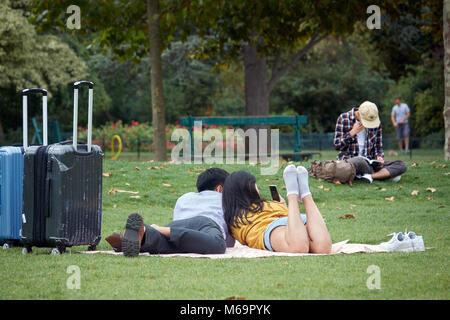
[0,147,24,248]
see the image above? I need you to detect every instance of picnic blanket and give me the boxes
[78,240,391,259]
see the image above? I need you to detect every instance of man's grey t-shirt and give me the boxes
[391,103,410,123]
[173,190,235,247]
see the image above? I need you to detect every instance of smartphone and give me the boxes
[269,185,280,202]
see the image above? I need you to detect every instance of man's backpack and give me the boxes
[308,160,356,186]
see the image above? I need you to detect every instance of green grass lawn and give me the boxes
[0,154,449,299]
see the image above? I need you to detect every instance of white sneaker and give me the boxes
[379,232,414,252]
[359,173,373,184]
[404,231,425,252]
[391,175,402,182]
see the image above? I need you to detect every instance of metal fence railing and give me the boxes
[279,133,445,151]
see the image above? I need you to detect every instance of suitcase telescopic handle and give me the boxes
[74,81,94,89]
[72,81,94,152]
[22,88,48,151]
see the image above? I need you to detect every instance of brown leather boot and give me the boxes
[105,233,122,252]
[121,213,145,257]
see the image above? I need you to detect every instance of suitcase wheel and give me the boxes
[22,246,32,255]
[51,244,66,255]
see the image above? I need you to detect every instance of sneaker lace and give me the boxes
[385,232,398,244]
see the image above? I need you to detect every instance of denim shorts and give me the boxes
[396,123,410,140]
[263,214,307,251]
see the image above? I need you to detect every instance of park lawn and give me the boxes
[0,157,449,300]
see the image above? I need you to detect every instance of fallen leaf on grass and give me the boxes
[385,196,395,202]
[335,181,342,185]
[102,172,112,177]
[410,190,419,196]
[108,188,139,195]
[148,165,164,170]
[438,205,446,208]
[339,213,355,220]
[378,188,387,191]
[162,183,171,187]
[129,195,141,199]
[427,196,433,200]
[225,296,246,300]
[281,186,286,190]
[170,190,177,194]
[411,163,419,167]
[276,283,284,287]
[426,187,437,193]
[444,172,450,176]
[113,204,117,208]
[323,188,331,192]
[317,185,324,190]
[125,182,131,186]
[438,164,447,168]
[135,166,141,171]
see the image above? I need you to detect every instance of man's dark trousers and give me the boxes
[140,216,226,254]
[346,156,407,178]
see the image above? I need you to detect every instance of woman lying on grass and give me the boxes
[222,165,332,254]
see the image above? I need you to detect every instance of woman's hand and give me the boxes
[279,194,287,206]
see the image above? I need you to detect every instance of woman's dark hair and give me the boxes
[222,171,266,228]
[196,168,229,192]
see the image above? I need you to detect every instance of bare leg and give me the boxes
[270,165,331,254]
[371,168,391,180]
[270,194,309,253]
[301,195,332,254]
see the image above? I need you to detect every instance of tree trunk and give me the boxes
[444,0,450,160]
[242,44,271,157]
[243,44,269,116]
[147,0,167,161]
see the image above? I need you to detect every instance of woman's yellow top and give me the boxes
[230,201,288,250]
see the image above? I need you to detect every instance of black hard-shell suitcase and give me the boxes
[0,88,48,249]
[21,81,103,254]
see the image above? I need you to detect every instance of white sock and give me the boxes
[283,164,299,196]
[297,166,311,200]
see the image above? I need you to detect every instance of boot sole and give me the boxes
[122,213,143,257]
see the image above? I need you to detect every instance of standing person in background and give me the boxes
[391,97,411,153]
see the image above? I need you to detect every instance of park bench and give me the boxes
[179,115,321,161]
[31,117,71,144]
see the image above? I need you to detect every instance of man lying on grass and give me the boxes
[222,165,332,254]
[106,168,235,257]
[334,101,407,183]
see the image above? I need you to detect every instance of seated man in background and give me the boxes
[106,167,235,257]
[334,101,407,183]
